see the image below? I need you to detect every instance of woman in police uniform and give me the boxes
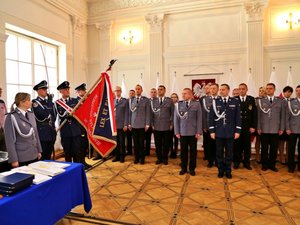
[4,92,42,168]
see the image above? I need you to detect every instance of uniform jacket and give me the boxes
[54,97,81,138]
[174,100,202,136]
[151,97,174,131]
[114,97,129,129]
[200,95,213,130]
[32,96,56,142]
[257,96,285,134]
[236,95,257,131]
[209,96,241,138]
[4,108,42,163]
[129,96,151,129]
[285,98,300,134]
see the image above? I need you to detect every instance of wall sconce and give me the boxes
[122,30,134,45]
[286,12,300,29]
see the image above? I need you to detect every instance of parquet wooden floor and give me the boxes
[58,154,300,225]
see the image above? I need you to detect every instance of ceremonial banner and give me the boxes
[74,72,117,157]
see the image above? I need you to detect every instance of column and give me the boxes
[245,1,266,88]
[95,21,112,73]
[145,14,164,87]
[71,15,86,86]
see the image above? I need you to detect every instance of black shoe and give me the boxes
[244,165,252,170]
[120,158,125,163]
[233,163,239,169]
[207,162,213,168]
[155,160,162,165]
[288,168,294,173]
[179,170,187,175]
[170,154,177,159]
[261,166,268,171]
[126,151,132,156]
[189,171,196,176]
[134,159,139,164]
[140,160,145,165]
[269,167,279,172]
[163,160,168,165]
[226,172,232,179]
[218,172,224,178]
[112,158,119,162]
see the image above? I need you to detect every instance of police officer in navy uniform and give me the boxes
[174,88,202,176]
[55,81,82,163]
[209,84,241,179]
[75,83,92,169]
[32,80,56,160]
[233,83,257,170]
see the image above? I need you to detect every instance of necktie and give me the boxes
[116,98,119,104]
[136,97,139,103]
[25,112,29,120]
[186,101,189,108]
[270,98,273,104]
[160,98,163,105]
[242,97,245,102]
[223,98,227,105]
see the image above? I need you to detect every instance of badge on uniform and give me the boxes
[33,102,38,108]
[22,122,26,127]
[248,104,252,110]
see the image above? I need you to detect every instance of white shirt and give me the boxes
[222,96,229,102]
[267,95,274,102]
[17,107,27,117]
[240,95,247,102]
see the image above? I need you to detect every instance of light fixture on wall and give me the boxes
[286,12,300,29]
[122,30,134,45]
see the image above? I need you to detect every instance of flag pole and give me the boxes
[56,59,117,132]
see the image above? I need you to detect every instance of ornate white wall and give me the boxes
[0,0,299,100]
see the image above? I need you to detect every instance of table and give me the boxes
[0,161,92,225]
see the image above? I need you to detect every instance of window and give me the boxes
[5,31,59,109]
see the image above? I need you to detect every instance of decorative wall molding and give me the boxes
[145,14,164,32]
[71,15,85,34]
[244,0,267,21]
[95,21,112,32]
[46,0,88,21]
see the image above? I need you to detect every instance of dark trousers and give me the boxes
[145,127,153,155]
[288,133,300,170]
[216,138,234,173]
[0,127,6,152]
[61,135,81,163]
[169,129,178,158]
[19,158,38,167]
[261,133,279,169]
[207,132,216,164]
[154,130,170,162]
[132,128,146,162]
[115,129,126,160]
[40,141,55,160]
[180,136,197,171]
[233,130,251,166]
[126,130,133,155]
[202,130,210,160]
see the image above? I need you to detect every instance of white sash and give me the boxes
[212,99,225,121]
[175,102,188,119]
[55,99,73,117]
[202,97,210,113]
[10,114,34,138]
[288,100,300,117]
[258,98,271,114]
[150,100,160,113]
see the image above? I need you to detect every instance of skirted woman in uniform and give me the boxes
[4,92,42,168]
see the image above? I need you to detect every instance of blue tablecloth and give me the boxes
[0,161,92,225]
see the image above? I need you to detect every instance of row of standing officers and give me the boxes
[2,81,300,178]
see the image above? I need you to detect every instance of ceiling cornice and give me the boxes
[46,0,88,22]
[87,0,268,24]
